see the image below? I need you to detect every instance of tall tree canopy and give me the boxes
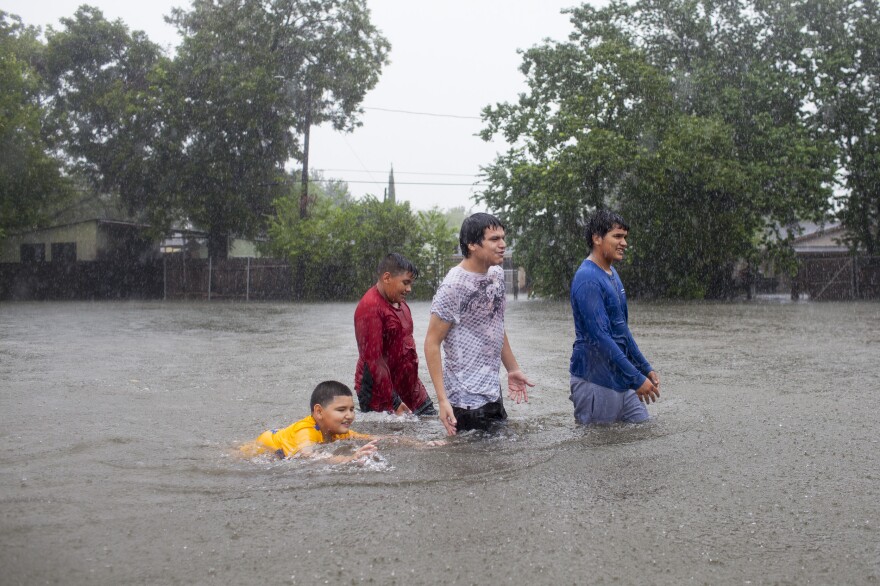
[16,1,388,256]
[40,7,170,226]
[480,0,836,298]
[805,0,880,255]
[0,12,71,239]
[167,0,390,257]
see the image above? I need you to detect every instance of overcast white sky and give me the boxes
[6,0,603,211]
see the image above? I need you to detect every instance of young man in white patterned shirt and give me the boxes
[424,213,534,435]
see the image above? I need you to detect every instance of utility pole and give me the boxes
[300,91,312,219]
[274,75,311,220]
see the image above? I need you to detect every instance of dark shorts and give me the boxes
[357,365,435,415]
[412,398,437,416]
[357,378,436,416]
[452,399,507,432]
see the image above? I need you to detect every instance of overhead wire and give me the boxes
[317,104,490,189]
[318,168,480,177]
[329,180,488,187]
[363,106,482,120]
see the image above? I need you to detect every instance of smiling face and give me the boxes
[468,226,506,268]
[592,224,628,267]
[313,395,357,437]
[379,271,414,305]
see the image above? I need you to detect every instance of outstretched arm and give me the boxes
[296,439,380,464]
[373,435,447,447]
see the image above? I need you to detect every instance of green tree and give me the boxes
[480,1,834,298]
[167,0,390,257]
[266,186,444,300]
[805,0,880,254]
[39,6,171,233]
[0,12,71,240]
[415,208,459,295]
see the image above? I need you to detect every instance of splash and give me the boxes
[354,411,421,424]
[237,440,394,473]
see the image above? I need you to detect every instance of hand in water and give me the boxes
[507,370,535,404]
[437,400,457,436]
[353,439,379,461]
[636,377,660,404]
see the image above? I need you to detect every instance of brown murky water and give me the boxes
[1,299,878,584]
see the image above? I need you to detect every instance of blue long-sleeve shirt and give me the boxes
[569,259,652,392]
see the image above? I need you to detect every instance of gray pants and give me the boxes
[569,375,648,424]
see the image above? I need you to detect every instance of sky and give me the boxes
[5,0,604,212]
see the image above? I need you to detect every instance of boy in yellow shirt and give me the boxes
[241,380,379,463]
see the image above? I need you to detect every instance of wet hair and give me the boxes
[376,252,419,279]
[309,380,353,410]
[459,212,505,257]
[585,209,629,249]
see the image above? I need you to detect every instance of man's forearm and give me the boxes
[500,331,520,373]
[424,341,448,403]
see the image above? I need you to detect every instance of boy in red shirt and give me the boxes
[354,253,436,416]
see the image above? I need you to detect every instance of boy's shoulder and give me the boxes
[279,414,319,436]
[285,415,368,443]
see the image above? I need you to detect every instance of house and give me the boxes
[0,220,160,300]
[792,221,848,255]
[160,228,264,259]
[0,217,274,300]
[791,222,878,300]
[0,219,158,264]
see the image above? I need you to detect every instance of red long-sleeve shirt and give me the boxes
[354,286,426,412]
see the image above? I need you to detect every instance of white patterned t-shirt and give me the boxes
[430,265,506,408]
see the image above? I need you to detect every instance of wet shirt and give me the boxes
[242,415,369,458]
[569,259,652,391]
[354,285,425,412]
[430,265,506,408]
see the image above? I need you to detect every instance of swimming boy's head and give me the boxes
[310,380,357,436]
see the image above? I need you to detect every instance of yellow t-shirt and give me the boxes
[241,415,370,458]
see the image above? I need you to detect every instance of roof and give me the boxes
[792,222,849,254]
[7,218,152,237]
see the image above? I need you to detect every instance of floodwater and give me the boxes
[1,298,878,585]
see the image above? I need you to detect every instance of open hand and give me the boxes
[507,370,535,404]
[635,377,659,404]
[353,439,379,460]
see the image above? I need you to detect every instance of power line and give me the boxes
[317,168,481,177]
[364,106,482,120]
[340,180,488,187]
[339,135,378,184]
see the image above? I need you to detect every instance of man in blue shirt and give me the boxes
[569,209,660,424]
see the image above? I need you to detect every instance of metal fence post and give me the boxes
[246,257,251,301]
[163,255,167,301]
[208,256,212,301]
[852,254,857,299]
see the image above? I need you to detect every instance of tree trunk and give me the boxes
[207,231,229,260]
